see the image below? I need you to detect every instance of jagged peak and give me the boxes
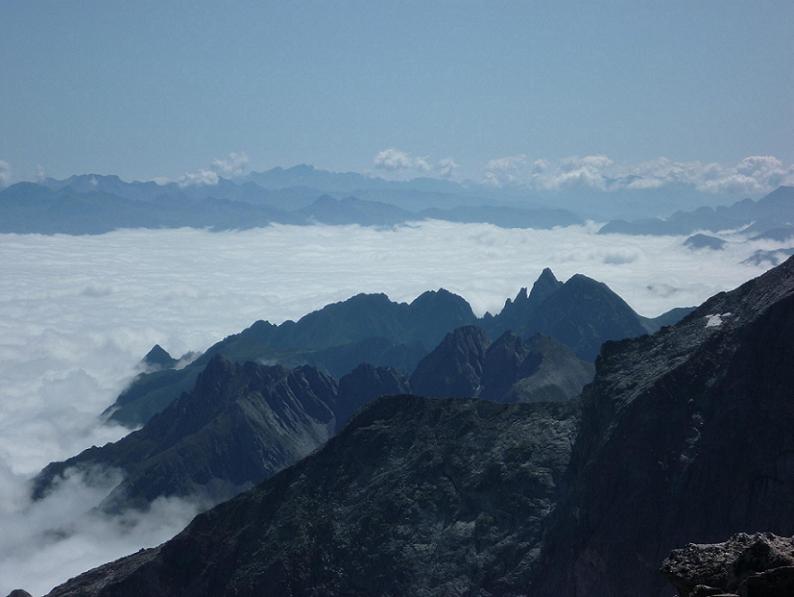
[528,267,562,303]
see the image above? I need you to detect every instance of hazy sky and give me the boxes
[1,1,793,181]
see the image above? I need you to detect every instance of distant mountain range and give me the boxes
[4,165,781,235]
[600,185,794,240]
[43,255,794,597]
[0,171,582,234]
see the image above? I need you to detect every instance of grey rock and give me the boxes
[661,532,794,597]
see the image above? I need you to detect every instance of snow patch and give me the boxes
[704,312,732,328]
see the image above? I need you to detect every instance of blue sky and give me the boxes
[1,1,792,183]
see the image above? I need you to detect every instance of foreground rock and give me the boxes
[661,532,794,597]
[47,396,579,597]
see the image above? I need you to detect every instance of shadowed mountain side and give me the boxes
[484,269,652,360]
[409,326,490,398]
[533,255,794,596]
[45,396,580,597]
[482,333,595,403]
[34,357,338,511]
[107,289,475,427]
[409,326,594,403]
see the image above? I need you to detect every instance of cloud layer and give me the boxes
[483,154,794,195]
[0,221,787,593]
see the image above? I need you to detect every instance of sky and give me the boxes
[1,1,793,183]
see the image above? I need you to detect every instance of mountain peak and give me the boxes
[142,344,177,369]
[529,267,562,302]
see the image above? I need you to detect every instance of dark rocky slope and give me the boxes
[334,363,410,431]
[409,325,490,398]
[533,256,794,596]
[410,326,594,403]
[661,532,794,597]
[46,396,579,597]
[34,357,339,510]
[481,333,595,403]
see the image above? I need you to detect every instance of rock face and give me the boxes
[409,326,490,398]
[34,356,339,510]
[661,533,794,597]
[481,333,595,403]
[411,326,594,403]
[335,363,410,431]
[46,396,580,597]
[534,256,794,596]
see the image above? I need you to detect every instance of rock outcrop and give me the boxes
[661,532,794,597]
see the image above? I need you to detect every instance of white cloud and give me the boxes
[0,466,200,596]
[482,154,794,195]
[483,154,528,186]
[0,160,11,187]
[211,151,249,177]
[437,157,459,178]
[373,148,432,173]
[0,222,783,592]
[373,148,460,178]
[178,167,220,187]
[178,150,249,187]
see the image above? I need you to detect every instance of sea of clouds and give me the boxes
[0,220,787,594]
